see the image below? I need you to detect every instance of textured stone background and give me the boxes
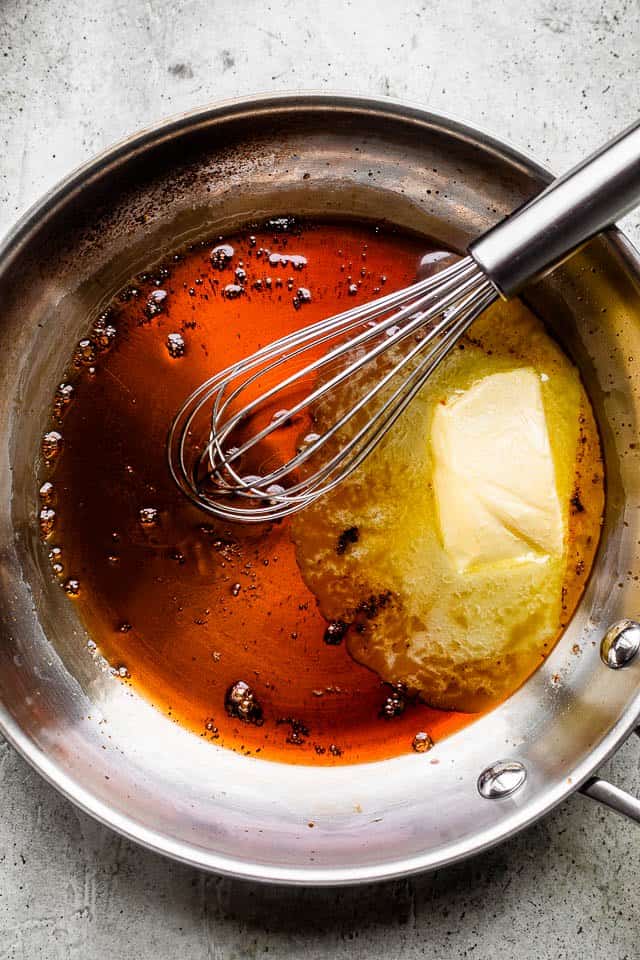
[1,1,639,957]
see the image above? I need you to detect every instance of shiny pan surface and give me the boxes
[1,94,640,884]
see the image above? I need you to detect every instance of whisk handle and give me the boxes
[469,118,640,298]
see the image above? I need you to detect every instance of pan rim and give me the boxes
[2,91,640,885]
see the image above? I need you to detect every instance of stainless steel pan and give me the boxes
[2,94,640,885]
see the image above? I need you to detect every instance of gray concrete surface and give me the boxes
[1,0,640,956]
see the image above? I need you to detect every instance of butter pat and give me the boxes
[431,368,564,572]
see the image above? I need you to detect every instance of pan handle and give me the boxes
[469,118,640,297]
[579,729,640,824]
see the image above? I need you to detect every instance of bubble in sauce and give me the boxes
[144,289,168,319]
[416,249,460,282]
[225,680,263,724]
[293,287,312,310]
[119,285,140,302]
[54,382,75,418]
[240,475,262,489]
[211,244,234,270]
[412,731,434,753]
[92,316,117,351]
[139,506,158,526]
[166,333,185,358]
[73,339,97,367]
[49,544,64,576]
[56,381,75,402]
[223,283,244,300]
[265,483,286,501]
[271,409,290,425]
[39,481,55,503]
[39,507,56,539]
[42,431,63,462]
[381,684,407,718]
[63,578,80,597]
[265,216,297,234]
[205,719,220,737]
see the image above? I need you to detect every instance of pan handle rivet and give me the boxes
[477,760,526,800]
[600,619,640,669]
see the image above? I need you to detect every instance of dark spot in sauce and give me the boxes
[570,489,585,513]
[336,526,359,555]
[324,619,348,645]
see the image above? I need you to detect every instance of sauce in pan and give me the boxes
[38,218,603,764]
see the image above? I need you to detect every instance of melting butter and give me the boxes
[292,299,604,712]
[431,368,564,572]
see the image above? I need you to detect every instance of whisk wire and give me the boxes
[167,256,497,522]
[168,255,476,477]
[207,258,480,462]
[208,263,488,486]
[210,269,493,499]
[209,281,495,519]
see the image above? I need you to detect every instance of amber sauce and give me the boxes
[39,220,488,764]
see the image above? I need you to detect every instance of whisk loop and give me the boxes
[168,256,497,522]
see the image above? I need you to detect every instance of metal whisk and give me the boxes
[168,119,640,522]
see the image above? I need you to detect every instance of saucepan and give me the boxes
[1,94,640,885]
